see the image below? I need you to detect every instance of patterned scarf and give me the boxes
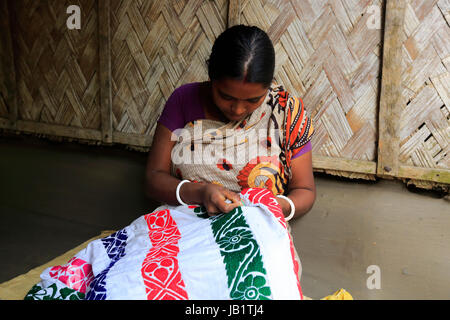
[170,84,314,196]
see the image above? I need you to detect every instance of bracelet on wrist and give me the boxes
[176,180,191,206]
[276,195,295,222]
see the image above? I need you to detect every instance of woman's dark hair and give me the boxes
[207,25,275,88]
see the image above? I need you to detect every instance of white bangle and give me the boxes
[276,195,296,222]
[176,180,190,206]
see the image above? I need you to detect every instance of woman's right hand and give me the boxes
[146,123,243,214]
[199,183,242,216]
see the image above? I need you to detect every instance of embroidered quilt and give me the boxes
[25,188,303,300]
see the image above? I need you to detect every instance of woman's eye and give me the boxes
[221,94,234,101]
[247,98,260,103]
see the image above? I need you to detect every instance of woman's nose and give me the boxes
[231,102,245,116]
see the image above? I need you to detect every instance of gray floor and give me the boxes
[1,135,449,299]
[0,135,160,283]
[291,175,450,299]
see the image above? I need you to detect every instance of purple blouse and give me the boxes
[157,82,311,159]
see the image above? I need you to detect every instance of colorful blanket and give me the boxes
[25,188,303,300]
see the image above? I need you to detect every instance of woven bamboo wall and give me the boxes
[377,0,449,187]
[109,0,227,146]
[0,0,448,187]
[398,0,450,183]
[0,2,13,123]
[3,0,102,134]
[232,0,383,179]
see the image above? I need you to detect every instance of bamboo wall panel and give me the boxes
[399,0,450,172]
[0,4,11,121]
[109,0,228,138]
[237,0,383,173]
[0,62,7,118]
[0,1,17,127]
[10,0,101,131]
[0,0,448,186]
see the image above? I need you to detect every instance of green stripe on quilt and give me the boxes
[24,284,85,300]
[209,206,272,300]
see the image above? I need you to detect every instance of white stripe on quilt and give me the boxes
[171,206,230,300]
[77,235,111,278]
[243,206,302,300]
[104,216,152,300]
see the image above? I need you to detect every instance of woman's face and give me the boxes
[211,78,269,122]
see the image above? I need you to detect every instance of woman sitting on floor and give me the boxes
[146,24,315,221]
[25,25,315,301]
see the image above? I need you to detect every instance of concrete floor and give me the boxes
[1,135,449,299]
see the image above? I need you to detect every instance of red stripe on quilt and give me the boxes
[49,257,94,294]
[141,209,188,300]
